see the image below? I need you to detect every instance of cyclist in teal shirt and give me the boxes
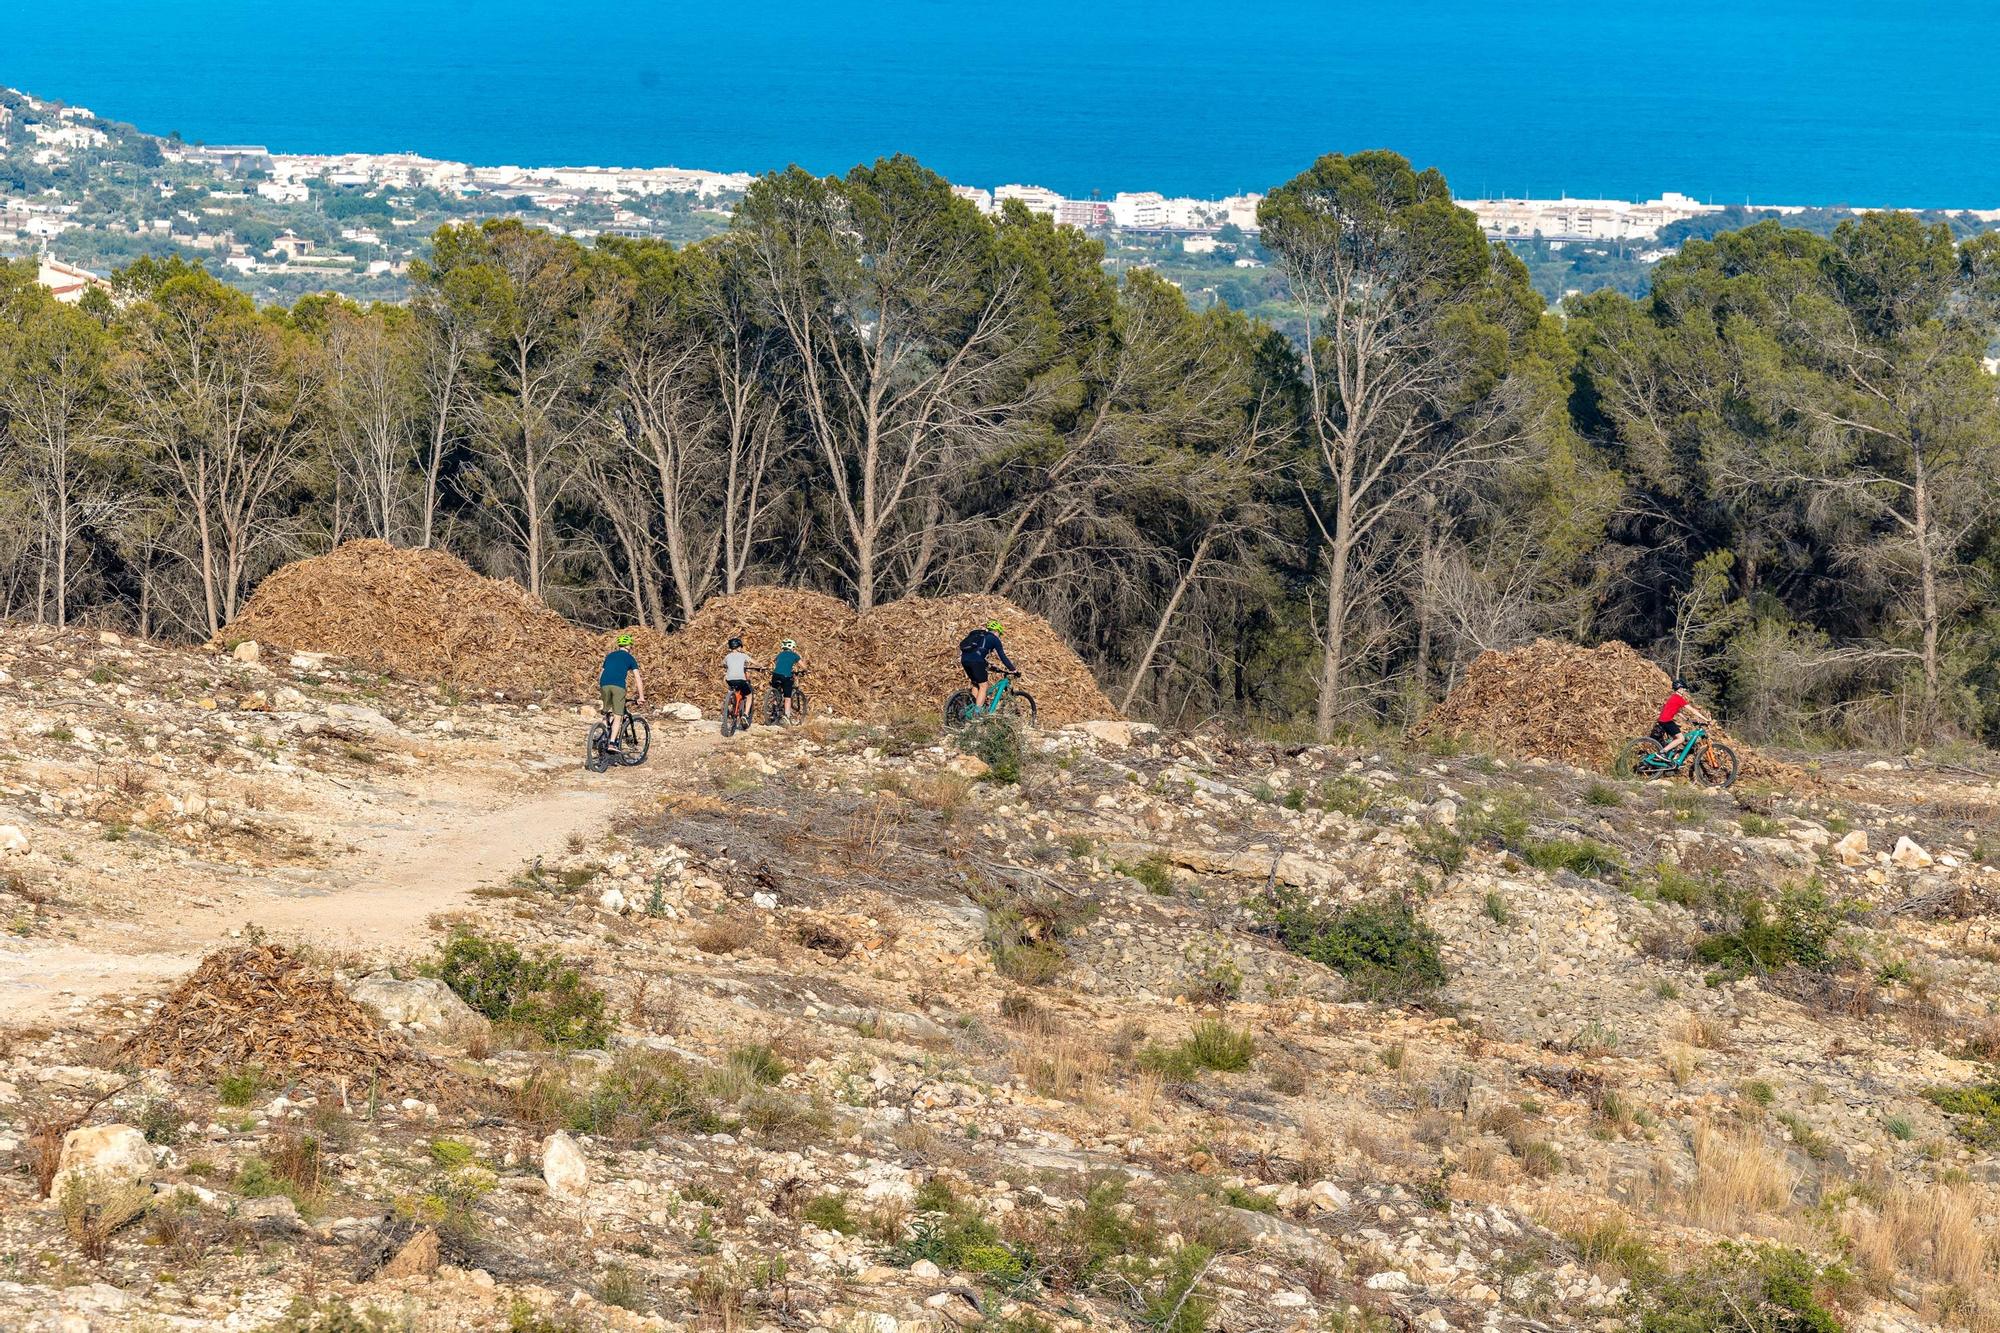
[769,639,803,723]
[599,634,644,751]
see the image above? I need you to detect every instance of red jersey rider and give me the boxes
[1650,677,1713,747]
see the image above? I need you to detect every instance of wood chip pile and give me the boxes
[605,589,1115,723]
[1410,639,1800,786]
[850,593,1116,725]
[223,540,594,696]
[226,541,1117,722]
[120,945,444,1096]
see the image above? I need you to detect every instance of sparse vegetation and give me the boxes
[1262,890,1447,1001]
[425,928,610,1048]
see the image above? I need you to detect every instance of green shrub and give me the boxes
[1116,855,1174,895]
[516,1050,717,1140]
[1622,1242,1849,1333]
[1653,863,1729,910]
[1694,883,1842,976]
[1262,890,1446,1001]
[1408,824,1469,876]
[1924,1082,2000,1147]
[1182,1018,1255,1072]
[802,1193,859,1234]
[1317,777,1375,817]
[727,1043,788,1086]
[218,1069,263,1108]
[1739,813,1784,837]
[1583,783,1623,808]
[1482,891,1509,925]
[982,891,1093,987]
[958,715,1025,783]
[1520,837,1624,880]
[425,929,610,1048]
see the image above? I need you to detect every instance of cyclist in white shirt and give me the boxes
[723,635,762,727]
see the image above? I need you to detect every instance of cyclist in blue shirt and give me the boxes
[958,620,1016,712]
[770,638,804,722]
[599,633,645,751]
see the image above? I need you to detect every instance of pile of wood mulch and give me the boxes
[120,945,446,1097]
[224,540,1119,722]
[221,539,595,697]
[1409,639,1803,787]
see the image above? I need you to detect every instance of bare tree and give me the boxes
[0,297,117,627]
[434,222,613,601]
[323,304,419,543]
[117,271,316,636]
[1260,151,1541,736]
[738,159,1036,608]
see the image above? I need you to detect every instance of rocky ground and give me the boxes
[3,624,2000,1331]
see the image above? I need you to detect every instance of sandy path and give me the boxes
[0,726,721,1023]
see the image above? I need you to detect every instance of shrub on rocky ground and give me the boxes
[1694,882,1844,977]
[1262,890,1447,1001]
[425,929,610,1049]
[958,714,1026,783]
[1621,1242,1850,1332]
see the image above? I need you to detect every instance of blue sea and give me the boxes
[14,0,2000,206]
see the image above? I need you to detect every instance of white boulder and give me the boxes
[541,1131,588,1200]
[53,1124,153,1196]
[1891,836,1933,870]
[349,975,491,1054]
[1833,830,1869,866]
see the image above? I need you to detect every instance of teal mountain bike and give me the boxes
[945,669,1036,728]
[1614,724,1738,789]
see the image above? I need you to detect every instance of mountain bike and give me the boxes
[721,683,754,738]
[1614,724,1738,789]
[944,668,1036,728]
[585,706,650,773]
[766,668,810,726]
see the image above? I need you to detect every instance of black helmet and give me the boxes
[728,636,743,649]
[1671,676,1688,691]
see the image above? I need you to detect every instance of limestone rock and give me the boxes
[349,974,490,1054]
[0,825,27,853]
[1891,836,1932,870]
[1076,720,1134,747]
[1833,830,1869,866]
[379,1226,440,1278]
[53,1124,152,1195]
[661,702,704,722]
[232,639,261,664]
[598,888,629,914]
[542,1131,588,1200]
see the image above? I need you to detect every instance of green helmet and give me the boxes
[986,620,1004,635]
[616,633,635,647]
[781,639,796,650]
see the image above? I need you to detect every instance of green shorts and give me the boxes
[600,684,626,715]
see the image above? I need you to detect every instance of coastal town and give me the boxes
[7,85,2000,311]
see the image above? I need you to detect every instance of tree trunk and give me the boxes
[1913,472,1940,739]
[1121,528,1215,714]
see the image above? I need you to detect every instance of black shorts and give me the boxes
[728,679,753,699]
[770,673,794,697]
[962,655,989,685]
[1649,720,1681,745]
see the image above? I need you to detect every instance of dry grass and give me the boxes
[1661,1041,1701,1087]
[906,771,974,821]
[59,1175,151,1261]
[1673,1013,1734,1050]
[1010,1022,1109,1105]
[1676,1120,1795,1230]
[1842,1178,1990,1294]
[693,915,758,955]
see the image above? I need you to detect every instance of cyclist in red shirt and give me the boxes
[1650,677,1712,746]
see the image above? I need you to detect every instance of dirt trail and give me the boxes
[0,726,722,1023]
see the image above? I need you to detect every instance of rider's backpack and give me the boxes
[958,629,985,656]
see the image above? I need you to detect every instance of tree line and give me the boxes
[3,150,1997,745]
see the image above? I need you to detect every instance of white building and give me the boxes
[993,184,1064,217]
[1182,234,1221,255]
[34,257,109,304]
[256,179,310,204]
[950,185,994,213]
[1110,191,1166,229]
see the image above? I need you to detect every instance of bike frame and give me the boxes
[1645,725,1706,770]
[980,674,1012,717]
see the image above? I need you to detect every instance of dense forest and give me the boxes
[3,150,1997,746]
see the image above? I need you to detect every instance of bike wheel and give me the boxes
[585,723,609,773]
[1613,737,1668,780]
[997,688,1037,728]
[791,690,810,723]
[1693,741,1739,789]
[622,716,651,766]
[721,696,737,739]
[943,690,975,728]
